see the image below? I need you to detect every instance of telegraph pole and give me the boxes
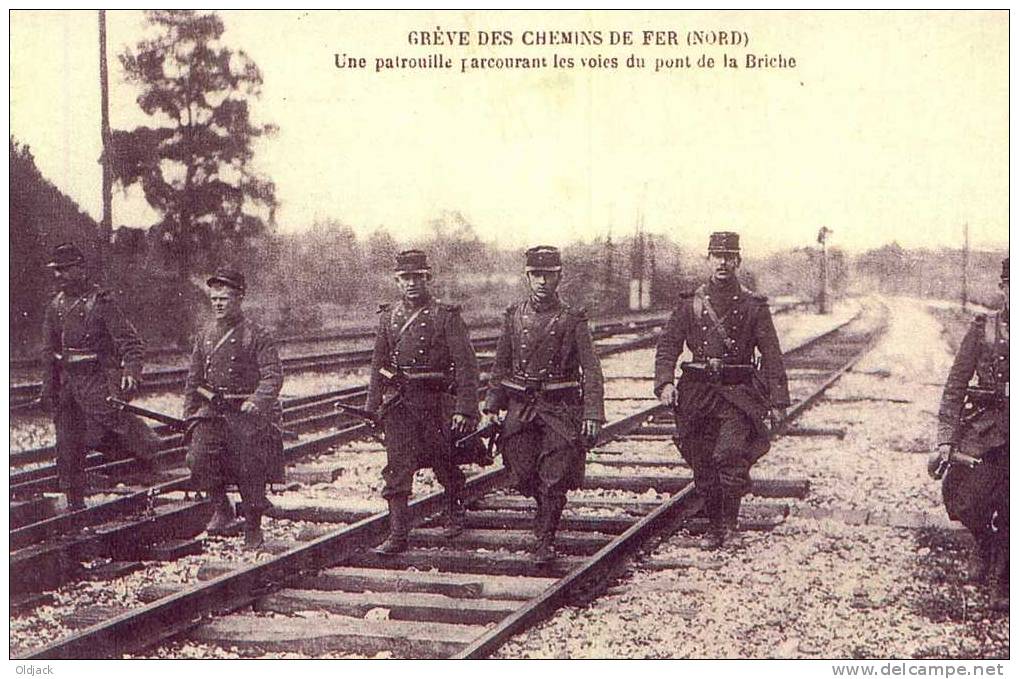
[817,226,831,314]
[99,10,113,259]
[961,223,969,310]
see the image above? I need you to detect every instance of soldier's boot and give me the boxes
[66,489,87,513]
[442,490,466,539]
[204,489,234,535]
[721,492,743,547]
[375,496,410,554]
[532,495,544,539]
[243,508,264,551]
[988,546,1009,612]
[967,533,992,583]
[534,495,565,564]
[698,493,727,550]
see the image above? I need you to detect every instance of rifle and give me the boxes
[108,397,187,431]
[929,445,983,480]
[10,398,42,412]
[335,402,382,428]
[455,419,502,449]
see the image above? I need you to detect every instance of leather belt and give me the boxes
[680,360,754,385]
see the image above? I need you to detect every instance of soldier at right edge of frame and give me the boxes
[929,257,1009,611]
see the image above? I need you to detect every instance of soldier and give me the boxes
[929,257,1009,610]
[39,243,160,511]
[653,231,790,550]
[482,245,605,563]
[183,269,284,550]
[366,250,482,554]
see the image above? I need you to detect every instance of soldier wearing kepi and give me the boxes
[654,232,790,550]
[40,243,160,511]
[366,250,482,554]
[184,269,284,550]
[482,246,605,563]
[929,257,1009,610]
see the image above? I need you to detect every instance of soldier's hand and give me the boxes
[769,408,787,428]
[240,400,257,414]
[451,413,470,435]
[120,374,139,398]
[659,384,678,407]
[927,443,952,480]
[581,419,601,442]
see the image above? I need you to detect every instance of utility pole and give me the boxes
[99,10,113,261]
[817,226,832,314]
[604,228,615,311]
[961,223,969,310]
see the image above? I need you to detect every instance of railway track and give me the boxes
[8,313,674,409]
[9,326,669,593]
[13,300,885,660]
[9,327,664,503]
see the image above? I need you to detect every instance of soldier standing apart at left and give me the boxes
[184,269,285,550]
[654,232,790,550]
[40,243,160,511]
[482,246,605,563]
[366,250,481,554]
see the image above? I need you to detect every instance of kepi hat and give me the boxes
[525,245,562,272]
[394,250,432,275]
[708,231,741,255]
[207,268,246,293]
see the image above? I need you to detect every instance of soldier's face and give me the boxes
[209,286,243,319]
[52,264,86,291]
[396,272,430,301]
[708,253,740,282]
[527,270,561,299]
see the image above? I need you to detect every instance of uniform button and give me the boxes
[550,331,556,335]
[419,336,426,340]
[230,338,236,343]
[423,310,430,315]
[418,349,425,353]
[732,295,738,300]
[523,329,529,334]
[702,326,708,330]
[230,356,236,361]
[420,322,426,326]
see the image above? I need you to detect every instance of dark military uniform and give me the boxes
[654,233,789,541]
[366,250,482,553]
[365,297,481,499]
[41,277,160,507]
[936,290,1008,604]
[183,315,285,513]
[484,246,605,557]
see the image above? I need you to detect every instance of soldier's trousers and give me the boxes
[186,417,270,512]
[944,444,1009,554]
[500,420,582,506]
[54,380,160,496]
[674,401,754,498]
[380,402,464,500]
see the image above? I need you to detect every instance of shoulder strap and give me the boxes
[699,289,738,350]
[522,307,567,374]
[692,285,705,318]
[396,304,428,342]
[209,321,242,361]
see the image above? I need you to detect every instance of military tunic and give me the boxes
[653,279,790,495]
[936,311,1009,544]
[484,296,606,501]
[41,285,160,495]
[183,316,284,509]
[365,297,480,499]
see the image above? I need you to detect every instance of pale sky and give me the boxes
[9,10,1009,254]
